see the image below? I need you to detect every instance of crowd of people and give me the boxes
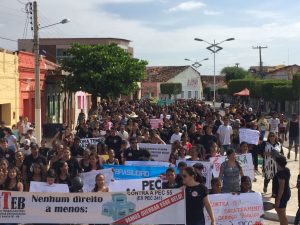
[0,99,299,225]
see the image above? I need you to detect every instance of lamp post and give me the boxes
[184,58,209,69]
[194,37,234,107]
[33,1,70,144]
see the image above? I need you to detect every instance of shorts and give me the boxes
[289,136,299,146]
[279,195,291,208]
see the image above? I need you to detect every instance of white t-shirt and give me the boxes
[170,132,182,144]
[269,118,280,133]
[217,125,233,145]
[19,147,31,156]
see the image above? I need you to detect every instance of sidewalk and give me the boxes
[252,147,299,224]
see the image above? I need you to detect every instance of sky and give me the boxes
[1,0,300,74]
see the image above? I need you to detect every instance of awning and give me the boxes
[234,88,250,96]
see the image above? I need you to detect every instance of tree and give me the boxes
[61,43,148,110]
[160,83,182,99]
[221,67,250,83]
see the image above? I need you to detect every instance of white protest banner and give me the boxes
[210,153,255,180]
[126,161,170,167]
[150,119,163,129]
[138,143,171,161]
[29,181,69,193]
[109,178,162,192]
[205,193,264,225]
[176,160,212,188]
[0,189,185,224]
[80,168,114,192]
[80,137,105,148]
[239,128,260,145]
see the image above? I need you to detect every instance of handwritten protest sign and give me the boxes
[80,168,114,192]
[210,153,255,180]
[109,178,162,192]
[126,161,170,167]
[138,143,171,161]
[176,160,212,188]
[150,119,163,129]
[0,190,185,224]
[239,128,260,145]
[29,181,69,193]
[205,193,264,225]
[80,137,105,148]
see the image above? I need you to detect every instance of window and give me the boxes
[195,91,198,99]
[188,91,192,99]
[181,91,184,98]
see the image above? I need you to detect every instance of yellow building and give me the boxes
[0,49,19,126]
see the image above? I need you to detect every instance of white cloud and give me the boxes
[245,10,282,20]
[203,10,223,16]
[99,0,153,4]
[167,1,206,12]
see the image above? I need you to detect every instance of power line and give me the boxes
[0,36,18,42]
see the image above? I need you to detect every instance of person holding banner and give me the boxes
[4,166,23,191]
[219,149,244,193]
[162,168,179,189]
[92,173,109,192]
[262,132,281,193]
[183,167,215,225]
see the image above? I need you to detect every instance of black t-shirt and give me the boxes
[24,154,47,177]
[159,127,172,144]
[124,148,140,161]
[162,181,179,189]
[0,128,5,139]
[272,168,291,198]
[39,147,50,158]
[191,133,202,145]
[201,134,217,154]
[0,148,15,165]
[66,157,81,178]
[185,184,208,225]
[105,135,122,153]
[175,174,183,187]
[243,114,256,123]
[70,145,85,157]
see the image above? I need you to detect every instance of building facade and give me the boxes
[18,38,133,63]
[142,66,203,100]
[18,51,46,123]
[0,49,19,126]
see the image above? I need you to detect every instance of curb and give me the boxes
[264,208,295,224]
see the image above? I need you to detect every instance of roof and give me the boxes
[144,66,190,82]
[267,64,300,74]
[44,59,59,71]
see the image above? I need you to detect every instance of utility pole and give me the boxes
[33,1,42,144]
[253,46,268,78]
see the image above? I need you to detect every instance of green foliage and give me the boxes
[273,85,295,102]
[293,73,300,98]
[160,83,182,98]
[61,43,147,109]
[228,79,295,101]
[221,67,250,83]
[217,88,228,95]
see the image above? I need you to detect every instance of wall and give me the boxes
[18,51,46,123]
[141,82,159,99]
[74,91,91,124]
[0,50,19,126]
[165,67,203,100]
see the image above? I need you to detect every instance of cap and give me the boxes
[193,163,204,170]
[196,124,203,130]
[24,139,31,146]
[248,107,253,112]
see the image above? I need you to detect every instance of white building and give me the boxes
[142,66,203,100]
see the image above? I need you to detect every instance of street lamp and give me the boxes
[194,37,234,107]
[33,1,70,144]
[185,58,209,69]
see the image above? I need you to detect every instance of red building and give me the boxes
[18,51,46,123]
